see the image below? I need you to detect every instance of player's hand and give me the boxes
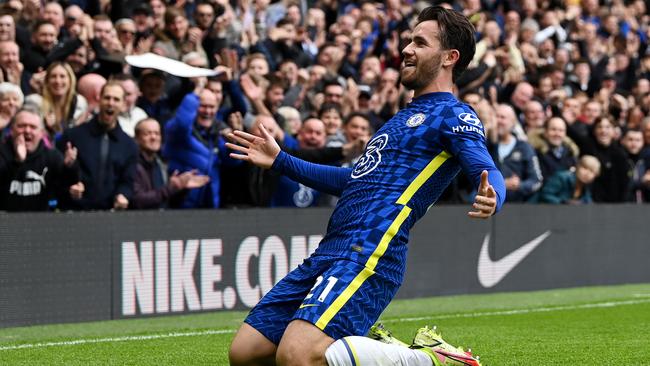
[468,170,497,219]
[225,124,281,169]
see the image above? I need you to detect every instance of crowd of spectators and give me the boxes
[0,0,649,212]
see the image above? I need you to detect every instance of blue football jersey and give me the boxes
[314,92,499,284]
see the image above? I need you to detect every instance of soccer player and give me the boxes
[227,6,506,366]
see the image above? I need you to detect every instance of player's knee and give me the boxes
[229,323,277,365]
[276,340,328,366]
[229,336,273,366]
[228,341,250,366]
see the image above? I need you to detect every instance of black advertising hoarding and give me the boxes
[1,205,649,327]
[112,209,330,319]
[0,212,113,327]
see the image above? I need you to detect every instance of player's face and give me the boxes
[400,20,445,92]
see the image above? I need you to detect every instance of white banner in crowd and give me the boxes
[125,53,220,78]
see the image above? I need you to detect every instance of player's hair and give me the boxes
[416,6,476,82]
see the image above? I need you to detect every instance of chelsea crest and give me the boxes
[406,113,426,127]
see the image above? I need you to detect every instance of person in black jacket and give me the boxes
[567,116,629,202]
[21,20,59,73]
[0,106,81,211]
[57,82,138,210]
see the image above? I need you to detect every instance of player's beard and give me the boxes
[401,52,444,92]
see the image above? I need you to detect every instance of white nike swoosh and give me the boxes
[477,230,551,288]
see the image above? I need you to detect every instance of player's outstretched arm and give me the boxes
[226,124,280,169]
[468,170,501,219]
[226,124,352,196]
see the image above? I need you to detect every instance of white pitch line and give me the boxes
[0,329,235,351]
[382,298,650,324]
[2,298,650,352]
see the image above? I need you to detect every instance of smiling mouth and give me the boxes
[403,59,416,68]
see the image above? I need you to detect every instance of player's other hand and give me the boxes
[468,170,497,219]
[225,124,281,169]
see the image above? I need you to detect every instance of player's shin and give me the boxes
[325,336,433,366]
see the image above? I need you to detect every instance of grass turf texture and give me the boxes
[1,283,649,365]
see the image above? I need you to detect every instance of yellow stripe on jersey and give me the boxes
[315,206,412,330]
[365,206,412,271]
[396,151,452,205]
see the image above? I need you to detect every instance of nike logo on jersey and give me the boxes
[299,303,319,309]
[477,231,552,288]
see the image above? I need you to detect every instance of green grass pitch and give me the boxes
[1,283,649,365]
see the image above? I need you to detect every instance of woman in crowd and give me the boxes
[26,62,88,143]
